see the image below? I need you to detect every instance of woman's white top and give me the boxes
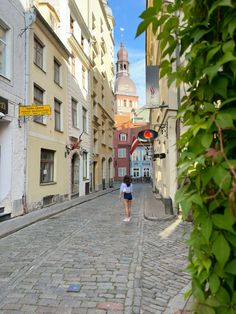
[120,183,133,193]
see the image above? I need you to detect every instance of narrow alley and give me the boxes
[0,184,191,314]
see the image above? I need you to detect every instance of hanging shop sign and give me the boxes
[146,65,159,107]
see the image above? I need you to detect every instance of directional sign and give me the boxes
[19,105,51,117]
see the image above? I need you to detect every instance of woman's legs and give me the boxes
[128,200,132,218]
[123,200,129,219]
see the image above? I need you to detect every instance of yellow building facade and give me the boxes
[89,0,115,190]
[26,7,70,211]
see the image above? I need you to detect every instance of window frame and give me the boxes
[71,55,75,77]
[34,35,44,70]
[82,65,86,89]
[72,98,78,128]
[118,148,126,158]
[82,107,87,133]
[33,84,45,124]
[133,168,140,178]
[0,24,8,77]
[54,98,62,132]
[119,133,127,141]
[102,121,105,144]
[40,149,55,184]
[118,167,126,177]
[54,57,61,85]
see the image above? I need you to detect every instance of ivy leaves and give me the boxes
[137,0,236,312]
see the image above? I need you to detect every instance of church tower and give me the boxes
[114,42,139,114]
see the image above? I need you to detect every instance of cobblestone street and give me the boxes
[0,185,192,314]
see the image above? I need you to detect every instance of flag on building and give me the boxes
[130,136,139,155]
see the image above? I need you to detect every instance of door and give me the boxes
[71,154,79,195]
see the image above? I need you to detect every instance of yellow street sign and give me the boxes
[19,105,51,116]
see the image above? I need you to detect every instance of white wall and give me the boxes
[0,0,26,216]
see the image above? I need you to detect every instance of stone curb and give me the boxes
[144,213,177,221]
[0,187,119,240]
[163,282,192,314]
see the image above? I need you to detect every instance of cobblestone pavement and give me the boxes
[141,219,192,314]
[0,184,192,314]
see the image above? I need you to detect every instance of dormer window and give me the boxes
[119,133,127,141]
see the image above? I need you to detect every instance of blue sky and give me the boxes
[109,0,146,106]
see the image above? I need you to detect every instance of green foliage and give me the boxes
[137,0,236,312]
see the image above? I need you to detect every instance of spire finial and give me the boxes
[120,27,124,43]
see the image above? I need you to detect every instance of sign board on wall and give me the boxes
[19,104,51,116]
[146,66,159,107]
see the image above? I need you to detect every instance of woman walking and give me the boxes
[120,175,133,222]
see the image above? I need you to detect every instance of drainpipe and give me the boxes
[22,7,35,214]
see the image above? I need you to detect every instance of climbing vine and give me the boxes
[137,0,236,313]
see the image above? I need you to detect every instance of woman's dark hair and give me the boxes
[123,175,131,187]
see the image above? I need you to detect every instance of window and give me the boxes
[50,13,56,31]
[81,34,84,48]
[100,19,103,33]
[118,148,126,158]
[94,129,98,154]
[132,150,140,161]
[92,14,96,30]
[71,55,75,77]
[133,168,140,177]
[34,36,44,69]
[143,168,150,177]
[129,100,132,107]
[54,98,62,131]
[118,167,126,177]
[33,84,44,124]
[83,152,88,179]
[82,66,86,89]
[119,133,127,141]
[0,25,8,77]
[54,58,61,85]
[70,15,74,34]
[82,107,87,132]
[40,149,54,183]
[123,100,127,107]
[102,121,105,144]
[72,98,78,128]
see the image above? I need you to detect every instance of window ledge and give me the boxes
[55,129,64,133]
[0,73,11,82]
[54,81,62,88]
[34,62,46,74]
[34,120,47,126]
[40,181,57,186]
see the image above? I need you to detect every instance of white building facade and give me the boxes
[0,0,27,218]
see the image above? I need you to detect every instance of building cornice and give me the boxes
[97,102,115,124]
[68,0,92,40]
[98,0,115,46]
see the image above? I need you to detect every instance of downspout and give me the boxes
[22,7,34,214]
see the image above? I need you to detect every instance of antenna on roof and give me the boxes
[120,27,125,43]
